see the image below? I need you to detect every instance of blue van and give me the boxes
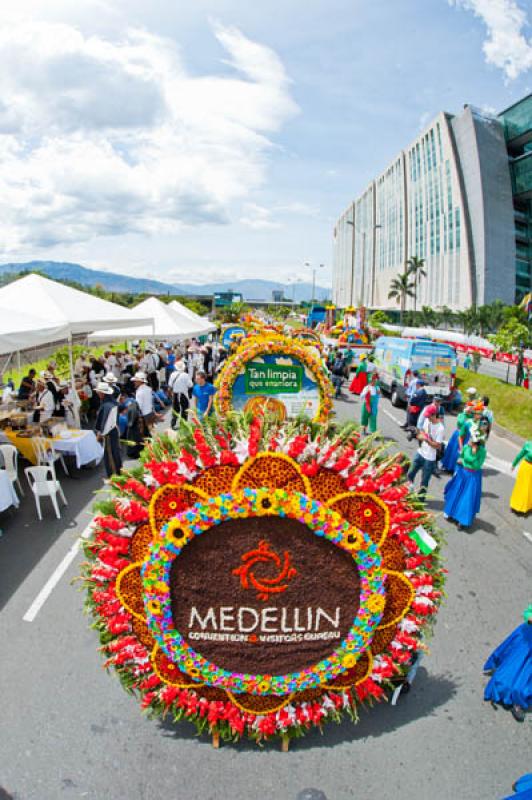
[372,336,457,406]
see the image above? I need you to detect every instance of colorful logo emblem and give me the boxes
[233,539,297,601]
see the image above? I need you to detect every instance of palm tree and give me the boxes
[438,305,455,330]
[419,305,437,328]
[406,256,427,311]
[457,306,479,336]
[388,271,416,324]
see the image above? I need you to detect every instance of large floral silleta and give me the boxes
[81,415,444,745]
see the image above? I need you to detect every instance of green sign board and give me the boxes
[245,361,303,395]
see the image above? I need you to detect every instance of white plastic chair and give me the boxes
[25,465,68,520]
[0,443,24,496]
[32,437,69,476]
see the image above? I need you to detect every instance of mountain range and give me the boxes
[0,261,330,302]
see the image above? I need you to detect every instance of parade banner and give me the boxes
[215,333,333,422]
[81,415,445,746]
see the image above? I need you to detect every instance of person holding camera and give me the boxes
[407,403,444,498]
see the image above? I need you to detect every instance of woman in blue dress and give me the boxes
[444,429,486,530]
[484,605,532,723]
[441,402,476,473]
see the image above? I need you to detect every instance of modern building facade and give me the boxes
[500,94,532,303]
[332,94,532,311]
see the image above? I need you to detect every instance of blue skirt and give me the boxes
[442,427,470,472]
[444,465,482,527]
[484,623,532,709]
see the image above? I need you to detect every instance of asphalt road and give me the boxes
[0,400,531,800]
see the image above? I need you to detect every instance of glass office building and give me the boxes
[500,94,532,303]
[333,96,532,310]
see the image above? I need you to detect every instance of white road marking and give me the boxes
[523,530,532,545]
[485,454,513,477]
[381,406,404,426]
[22,523,93,622]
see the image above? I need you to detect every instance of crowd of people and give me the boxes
[4,339,224,479]
[330,351,531,532]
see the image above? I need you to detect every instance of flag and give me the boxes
[408,525,438,555]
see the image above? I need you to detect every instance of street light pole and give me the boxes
[305,262,325,305]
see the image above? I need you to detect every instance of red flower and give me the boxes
[93,515,122,531]
[139,674,161,690]
[141,691,157,709]
[123,478,153,502]
[180,449,198,472]
[145,460,183,486]
[115,500,149,524]
[301,460,319,477]
[220,449,239,466]
[287,434,308,459]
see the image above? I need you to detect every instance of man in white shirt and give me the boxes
[34,378,55,423]
[407,404,444,497]
[168,365,193,427]
[132,371,156,437]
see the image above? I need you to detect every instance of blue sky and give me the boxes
[0,0,530,288]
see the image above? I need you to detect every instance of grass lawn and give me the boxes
[283,318,305,330]
[455,367,532,440]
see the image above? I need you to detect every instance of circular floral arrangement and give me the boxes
[81,415,445,745]
[214,332,333,422]
[293,328,324,354]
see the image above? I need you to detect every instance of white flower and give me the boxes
[233,438,250,463]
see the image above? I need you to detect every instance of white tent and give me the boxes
[89,296,214,342]
[0,306,70,356]
[0,274,153,420]
[169,300,216,334]
[0,274,152,334]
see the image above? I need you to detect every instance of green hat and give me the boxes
[523,605,532,623]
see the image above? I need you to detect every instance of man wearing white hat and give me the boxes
[95,381,122,477]
[33,376,55,423]
[103,372,121,401]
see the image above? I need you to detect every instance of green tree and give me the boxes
[368,310,391,327]
[457,306,479,335]
[388,271,415,324]
[406,256,427,312]
[437,305,456,330]
[419,305,437,327]
[489,319,530,383]
[215,301,249,323]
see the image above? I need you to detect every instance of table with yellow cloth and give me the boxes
[2,428,103,468]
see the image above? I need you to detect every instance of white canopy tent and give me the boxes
[0,274,153,420]
[89,296,215,342]
[169,300,217,334]
[0,306,70,357]
[0,274,152,335]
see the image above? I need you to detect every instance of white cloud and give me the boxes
[449,0,532,79]
[0,21,298,251]
[239,203,282,230]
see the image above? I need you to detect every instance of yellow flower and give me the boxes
[343,530,362,551]
[342,654,356,669]
[147,599,161,615]
[367,594,386,614]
